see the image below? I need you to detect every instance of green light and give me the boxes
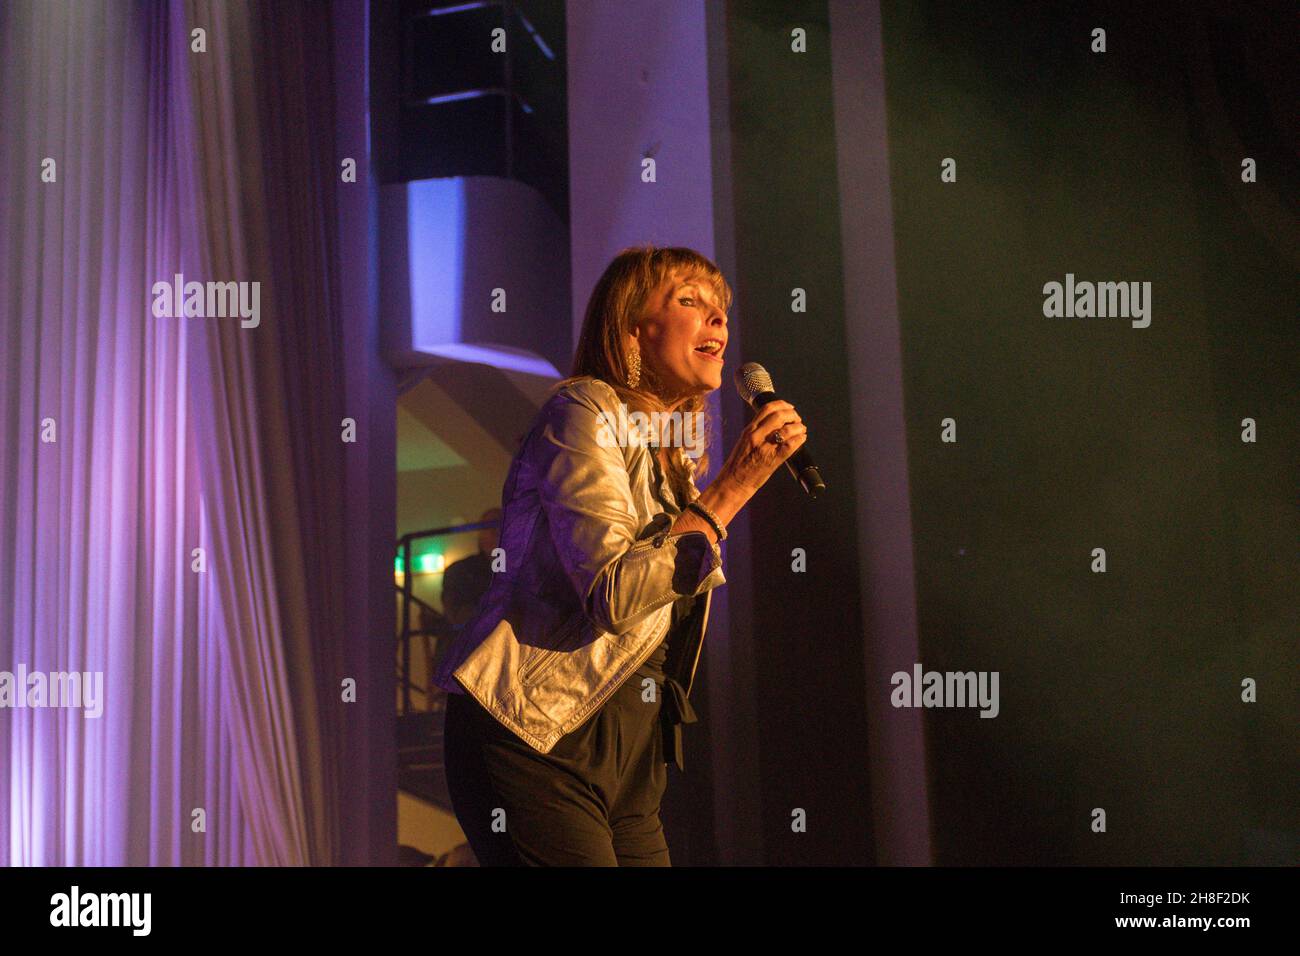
[395,550,444,576]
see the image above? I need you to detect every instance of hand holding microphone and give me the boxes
[671,361,825,544]
[715,396,808,495]
[730,362,826,498]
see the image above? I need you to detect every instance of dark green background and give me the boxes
[720,0,1296,864]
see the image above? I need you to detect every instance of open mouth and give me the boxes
[693,339,725,364]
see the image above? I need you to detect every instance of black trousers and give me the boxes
[442,676,670,866]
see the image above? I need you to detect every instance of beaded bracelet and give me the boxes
[685,499,727,543]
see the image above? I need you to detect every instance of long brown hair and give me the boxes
[554,245,733,501]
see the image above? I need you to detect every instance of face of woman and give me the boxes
[631,273,729,405]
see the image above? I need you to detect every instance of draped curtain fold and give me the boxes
[0,0,356,866]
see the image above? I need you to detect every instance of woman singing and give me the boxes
[433,245,808,865]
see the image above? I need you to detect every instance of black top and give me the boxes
[634,460,704,770]
[633,594,697,681]
[632,593,700,771]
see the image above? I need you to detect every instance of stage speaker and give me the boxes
[398,0,568,219]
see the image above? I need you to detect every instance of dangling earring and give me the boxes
[626,343,641,388]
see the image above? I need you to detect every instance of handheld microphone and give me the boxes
[734,362,826,498]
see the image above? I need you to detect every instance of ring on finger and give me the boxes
[770,428,786,445]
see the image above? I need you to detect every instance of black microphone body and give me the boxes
[749,389,827,498]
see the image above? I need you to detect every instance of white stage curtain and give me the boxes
[0,0,363,865]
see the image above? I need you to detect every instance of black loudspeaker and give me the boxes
[398,0,568,220]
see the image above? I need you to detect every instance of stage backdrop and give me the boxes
[0,0,393,866]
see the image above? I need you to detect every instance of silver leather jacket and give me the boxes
[432,376,726,764]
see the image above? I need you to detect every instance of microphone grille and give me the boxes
[734,362,774,405]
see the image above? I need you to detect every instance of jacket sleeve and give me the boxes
[533,384,725,636]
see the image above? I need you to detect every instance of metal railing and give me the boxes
[396,519,500,715]
[392,585,445,714]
